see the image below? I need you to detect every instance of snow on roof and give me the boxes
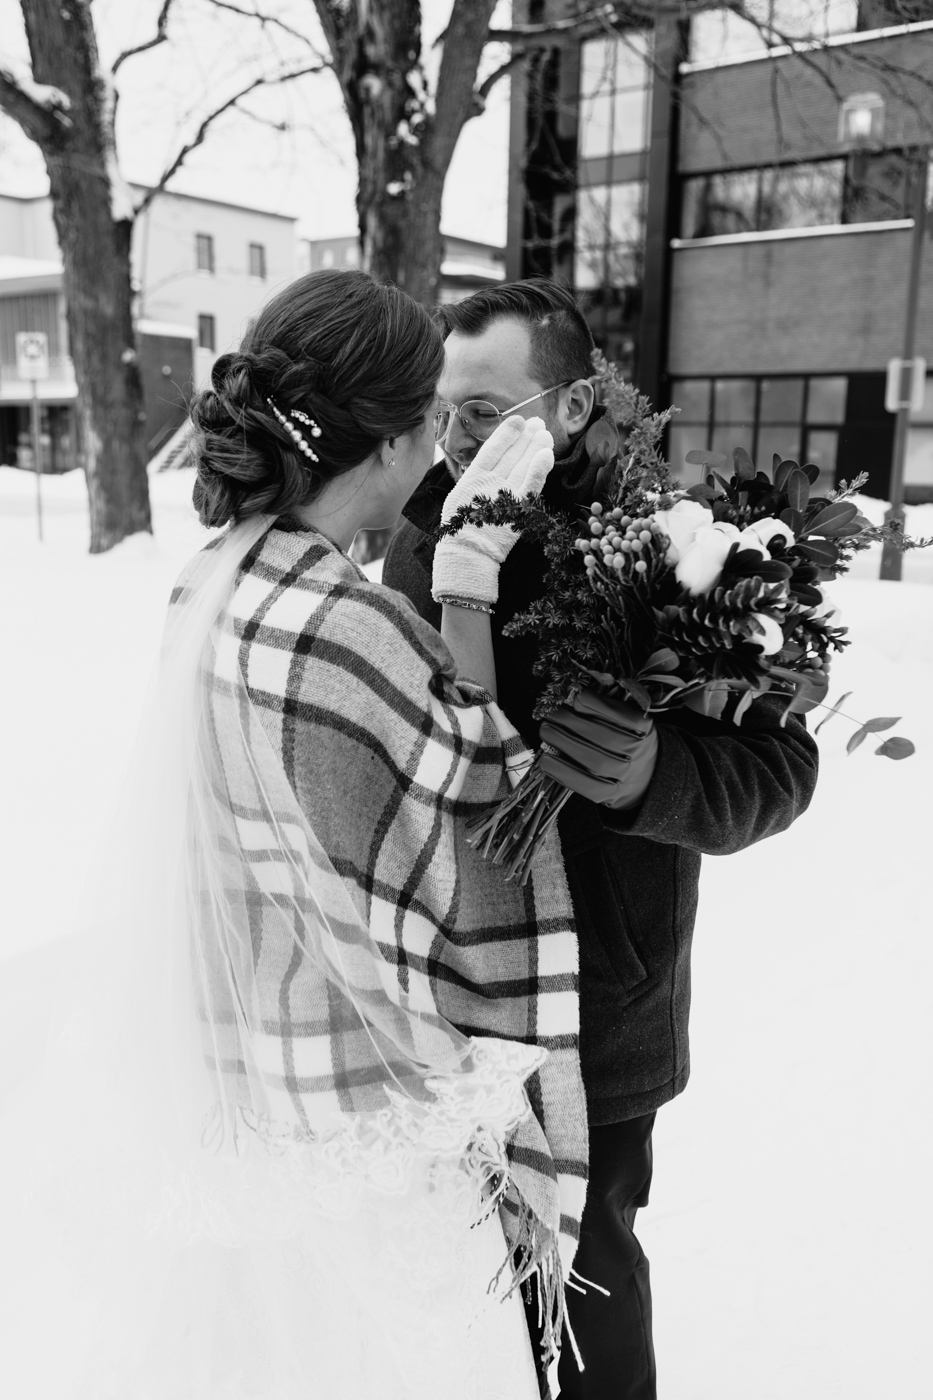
[0,255,62,281]
[441,259,505,281]
[136,318,197,340]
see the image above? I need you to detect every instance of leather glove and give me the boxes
[539,690,658,811]
[432,414,554,607]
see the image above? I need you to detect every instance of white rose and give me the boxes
[736,526,771,559]
[653,498,712,564]
[746,613,784,655]
[674,522,741,595]
[809,587,842,626]
[745,516,795,550]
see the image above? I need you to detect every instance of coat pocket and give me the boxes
[566,844,649,994]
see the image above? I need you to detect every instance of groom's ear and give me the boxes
[562,379,595,437]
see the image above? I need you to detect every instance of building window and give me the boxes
[575,181,646,289]
[689,3,859,65]
[669,374,848,496]
[198,314,216,352]
[680,152,922,239]
[579,31,651,159]
[248,242,267,280]
[196,233,215,274]
[906,373,933,499]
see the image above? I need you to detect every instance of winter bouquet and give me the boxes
[441,352,926,884]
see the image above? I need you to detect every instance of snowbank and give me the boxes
[1,466,931,1397]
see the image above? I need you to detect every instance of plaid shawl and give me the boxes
[174,521,587,1362]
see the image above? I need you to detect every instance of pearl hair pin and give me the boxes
[266,396,320,463]
[289,408,322,438]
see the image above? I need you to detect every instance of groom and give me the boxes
[382,279,818,1399]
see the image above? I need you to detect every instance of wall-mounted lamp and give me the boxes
[838,92,886,152]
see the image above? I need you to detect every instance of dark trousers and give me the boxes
[524,1112,657,1400]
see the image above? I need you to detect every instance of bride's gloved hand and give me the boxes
[432,415,554,608]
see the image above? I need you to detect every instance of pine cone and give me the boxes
[659,578,780,659]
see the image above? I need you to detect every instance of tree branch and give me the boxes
[135,63,326,216]
[111,0,175,76]
[471,48,527,114]
[206,0,330,61]
[0,63,71,148]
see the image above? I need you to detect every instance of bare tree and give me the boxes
[309,0,510,305]
[0,0,322,552]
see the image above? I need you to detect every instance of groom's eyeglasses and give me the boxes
[434,383,571,444]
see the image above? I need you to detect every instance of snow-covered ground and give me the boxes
[2,466,931,1397]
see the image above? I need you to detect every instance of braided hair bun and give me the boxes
[191,270,444,529]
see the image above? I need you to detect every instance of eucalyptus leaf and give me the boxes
[875,737,916,759]
[685,483,718,503]
[685,449,728,468]
[861,716,901,732]
[846,726,869,755]
[814,691,853,735]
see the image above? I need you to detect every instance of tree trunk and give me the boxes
[315,0,498,307]
[21,0,151,553]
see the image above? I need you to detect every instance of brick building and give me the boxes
[506,2,933,502]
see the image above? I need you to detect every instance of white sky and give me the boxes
[0,0,513,244]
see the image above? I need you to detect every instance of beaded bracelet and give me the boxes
[433,594,495,615]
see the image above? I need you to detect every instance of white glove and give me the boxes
[432,414,554,606]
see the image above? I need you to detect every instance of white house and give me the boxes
[0,189,297,470]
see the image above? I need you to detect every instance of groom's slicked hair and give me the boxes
[436,279,595,388]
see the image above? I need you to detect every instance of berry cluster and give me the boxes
[575,501,667,580]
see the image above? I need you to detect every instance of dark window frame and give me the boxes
[679,151,922,240]
[197,313,216,352]
[248,242,267,280]
[669,373,849,493]
[195,232,215,274]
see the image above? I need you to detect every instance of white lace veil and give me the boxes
[1,516,540,1395]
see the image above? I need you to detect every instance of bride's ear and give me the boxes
[378,437,398,469]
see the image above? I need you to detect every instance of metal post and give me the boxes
[31,380,44,543]
[880,148,929,581]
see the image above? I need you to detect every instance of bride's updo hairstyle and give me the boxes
[191,269,444,529]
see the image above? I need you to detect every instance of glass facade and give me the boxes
[680,152,921,239]
[576,32,651,378]
[579,33,651,158]
[668,374,849,495]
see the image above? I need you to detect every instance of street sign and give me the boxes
[15,331,50,381]
[885,356,926,414]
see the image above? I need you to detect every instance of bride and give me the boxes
[3,269,587,1399]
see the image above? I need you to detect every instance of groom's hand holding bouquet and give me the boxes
[440,351,927,883]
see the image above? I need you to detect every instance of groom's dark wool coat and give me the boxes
[382,431,819,1128]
